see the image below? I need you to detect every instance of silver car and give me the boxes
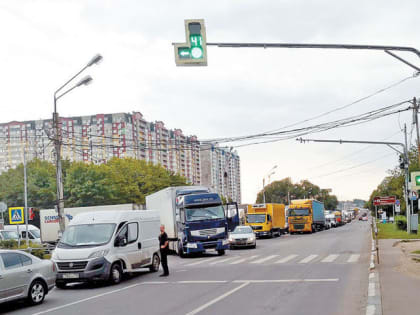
[0,249,56,305]
[229,226,257,249]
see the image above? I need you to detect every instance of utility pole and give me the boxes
[404,124,411,233]
[413,97,420,163]
[23,147,29,246]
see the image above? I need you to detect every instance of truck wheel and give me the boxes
[149,253,160,272]
[178,241,186,258]
[109,263,122,285]
[217,250,225,256]
[270,231,274,238]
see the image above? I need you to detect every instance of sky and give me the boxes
[0,0,419,203]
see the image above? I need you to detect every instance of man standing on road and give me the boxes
[159,224,169,277]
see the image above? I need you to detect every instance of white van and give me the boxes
[51,210,161,288]
[3,225,41,244]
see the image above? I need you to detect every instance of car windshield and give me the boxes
[0,230,19,240]
[30,230,40,238]
[288,208,310,216]
[246,214,266,223]
[232,226,253,234]
[60,224,116,247]
[185,205,225,222]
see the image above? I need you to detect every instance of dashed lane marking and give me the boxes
[298,254,318,264]
[275,254,298,264]
[321,254,339,263]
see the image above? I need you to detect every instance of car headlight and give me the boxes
[248,236,255,241]
[228,236,233,242]
[88,249,110,259]
[51,251,58,260]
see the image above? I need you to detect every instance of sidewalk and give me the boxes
[378,239,420,315]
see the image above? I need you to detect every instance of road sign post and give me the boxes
[9,207,24,246]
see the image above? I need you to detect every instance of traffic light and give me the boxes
[411,171,420,190]
[174,19,207,66]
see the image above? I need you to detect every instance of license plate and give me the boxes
[62,273,79,279]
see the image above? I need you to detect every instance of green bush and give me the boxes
[395,215,407,231]
[0,240,48,259]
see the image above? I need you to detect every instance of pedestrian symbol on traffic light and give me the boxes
[174,19,207,66]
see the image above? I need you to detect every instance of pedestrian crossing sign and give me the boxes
[9,207,24,224]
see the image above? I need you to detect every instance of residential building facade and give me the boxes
[0,112,241,203]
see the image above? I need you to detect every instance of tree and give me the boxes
[256,177,338,208]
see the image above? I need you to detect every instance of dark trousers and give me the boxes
[161,251,169,275]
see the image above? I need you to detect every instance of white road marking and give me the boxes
[142,281,169,284]
[348,254,360,263]
[298,254,318,263]
[368,282,375,296]
[366,305,376,315]
[184,257,218,266]
[186,282,250,315]
[250,255,279,264]
[233,279,339,283]
[209,257,236,265]
[275,254,298,264]
[178,280,228,284]
[321,254,339,263]
[229,255,259,264]
[32,282,145,315]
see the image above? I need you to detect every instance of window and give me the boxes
[1,253,22,269]
[22,231,35,239]
[20,254,32,266]
[128,223,139,243]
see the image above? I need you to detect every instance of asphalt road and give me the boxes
[2,220,371,315]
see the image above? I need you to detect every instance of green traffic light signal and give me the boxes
[416,175,420,185]
[174,19,207,66]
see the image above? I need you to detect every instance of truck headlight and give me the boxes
[88,249,110,259]
[186,243,198,249]
[51,251,58,260]
[222,239,229,246]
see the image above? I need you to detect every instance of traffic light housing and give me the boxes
[174,19,207,66]
[410,171,420,190]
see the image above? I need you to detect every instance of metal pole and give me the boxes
[23,148,28,246]
[404,124,411,233]
[414,97,420,163]
[54,104,65,235]
[393,204,395,224]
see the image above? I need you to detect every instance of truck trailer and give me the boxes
[146,186,229,257]
[288,199,325,233]
[245,203,286,237]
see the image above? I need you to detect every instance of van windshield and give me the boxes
[60,224,116,247]
[30,230,40,238]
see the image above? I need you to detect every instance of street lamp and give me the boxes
[53,54,102,234]
[262,165,277,203]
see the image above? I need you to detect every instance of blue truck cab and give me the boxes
[146,186,230,257]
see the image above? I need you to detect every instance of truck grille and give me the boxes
[293,224,305,230]
[199,228,217,236]
[250,226,262,230]
[57,261,88,271]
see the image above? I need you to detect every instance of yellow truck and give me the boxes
[246,203,286,238]
[288,199,325,234]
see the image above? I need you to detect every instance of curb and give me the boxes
[366,234,382,315]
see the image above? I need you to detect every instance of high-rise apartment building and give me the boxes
[0,112,240,202]
[200,144,241,203]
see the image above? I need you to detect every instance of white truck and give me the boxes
[40,204,142,244]
[146,186,229,256]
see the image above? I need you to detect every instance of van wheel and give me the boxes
[55,281,67,289]
[27,280,46,305]
[109,263,122,285]
[149,254,160,272]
